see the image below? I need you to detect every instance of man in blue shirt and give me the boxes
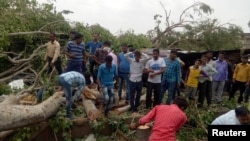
[160,50,181,104]
[118,43,130,103]
[97,55,118,116]
[85,33,102,83]
[64,33,85,73]
[58,71,86,119]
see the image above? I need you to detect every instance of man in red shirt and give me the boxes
[130,97,188,141]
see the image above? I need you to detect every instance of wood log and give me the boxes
[114,94,146,115]
[81,94,101,121]
[0,92,65,131]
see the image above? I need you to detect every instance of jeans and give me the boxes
[102,85,114,114]
[212,80,225,103]
[89,61,97,83]
[58,77,73,118]
[160,80,176,104]
[129,80,142,112]
[118,72,130,100]
[47,57,62,75]
[64,61,82,73]
[146,82,161,108]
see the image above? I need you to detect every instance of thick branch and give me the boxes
[0,64,31,83]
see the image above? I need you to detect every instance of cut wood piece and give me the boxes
[81,94,101,120]
[81,86,99,100]
[0,92,65,132]
[85,134,96,141]
[136,125,151,141]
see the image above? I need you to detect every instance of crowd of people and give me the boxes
[44,31,250,140]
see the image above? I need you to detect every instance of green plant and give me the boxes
[0,83,11,95]
[49,108,73,141]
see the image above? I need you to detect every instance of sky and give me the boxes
[38,0,250,35]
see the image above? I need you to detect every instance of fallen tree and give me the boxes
[0,92,65,131]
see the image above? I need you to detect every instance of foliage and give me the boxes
[0,83,11,95]
[49,107,73,141]
[115,30,153,53]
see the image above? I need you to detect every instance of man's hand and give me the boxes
[50,62,54,67]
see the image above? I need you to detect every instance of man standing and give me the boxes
[97,55,117,116]
[130,97,188,141]
[144,48,166,109]
[125,50,150,112]
[64,33,85,73]
[117,43,130,102]
[160,50,181,104]
[44,32,62,75]
[212,52,228,104]
[197,55,217,108]
[229,56,250,103]
[58,71,86,119]
[85,33,102,83]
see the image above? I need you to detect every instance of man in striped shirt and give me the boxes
[130,97,188,141]
[58,71,86,119]
[64,33,85,73]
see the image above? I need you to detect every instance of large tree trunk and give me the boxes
[0,92,65,131]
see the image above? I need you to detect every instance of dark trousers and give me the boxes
[197,80,212,107]
[229,80,246,103]
[47,57,62,75]
[64,61,82,73]
[146,82,161,109]
[89,61,97,83]
[129,80,142,112]
[224,79,233,93]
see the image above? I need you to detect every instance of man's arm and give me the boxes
[124,52,133,63]
[97,67,102,88]
[130,106,157,130]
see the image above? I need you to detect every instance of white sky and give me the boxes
[38,0,250,35]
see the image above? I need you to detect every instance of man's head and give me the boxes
[169,49,178,60]
[105,55,113,68]
[152,48,160,60]
[93,33,99,42]
[74,33,83,45]
[201,55,208,64]
[172,97,188,111]
[235,106,250,125]
[218,51,225,61]
[241,56,248,64]
[134,50,141,62]
[70,31,77,41]
[103,40,111,47]
[206,51,213,59]
[128,44,135,52]
[194,59,202,68]
[49,32,56,42]
[121,43,128,53]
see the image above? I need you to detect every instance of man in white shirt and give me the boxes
[144,48,166,109]
[211,106,250,125]
[125,50,150,112]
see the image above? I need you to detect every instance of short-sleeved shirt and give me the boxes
[145,57,166,83]
[85,41,102,61]
[94,48,109,67]
[118,52,130,74]
[97,63,117,86]
[66,41,85,63]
